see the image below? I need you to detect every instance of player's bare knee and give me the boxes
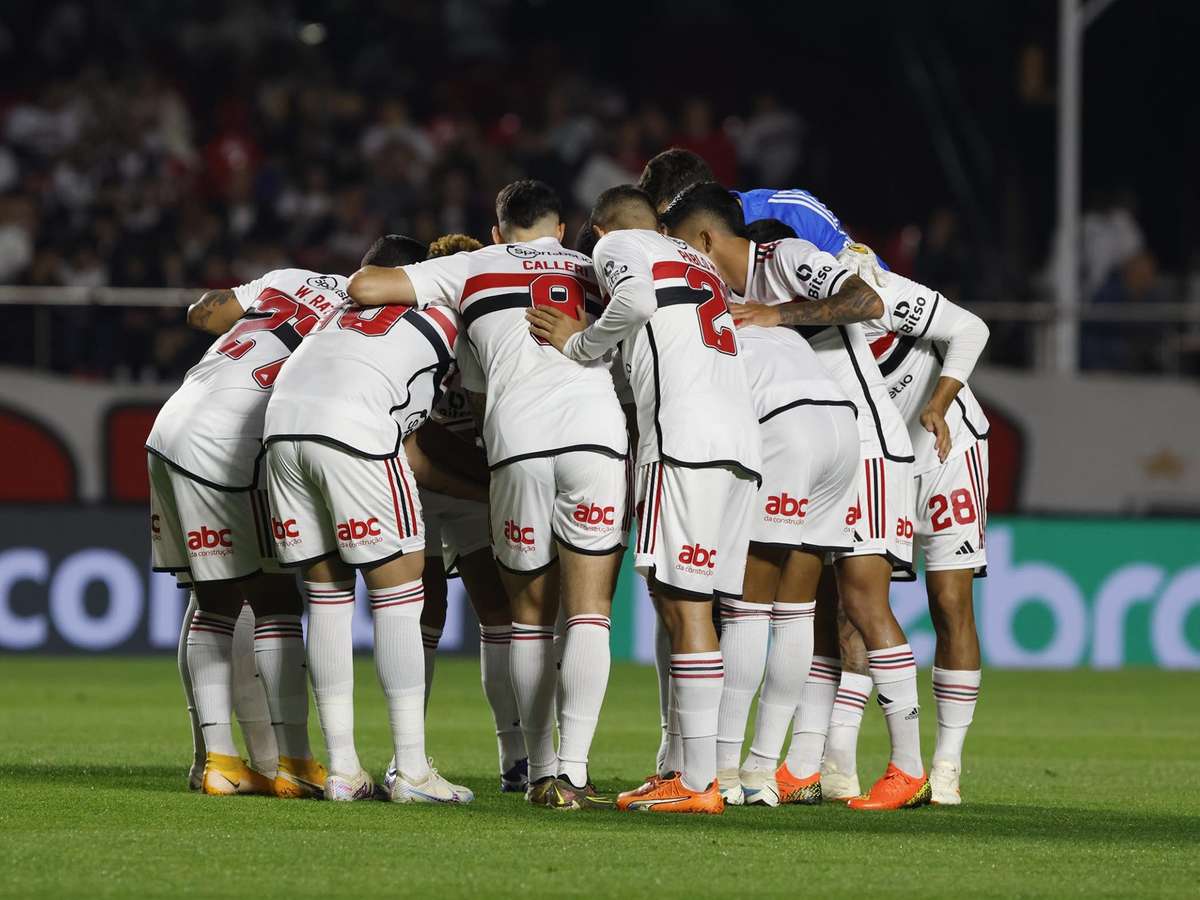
[192,580,245,618]
[245,573,303,617]
[363,550,424,592]
[558,545,619,617]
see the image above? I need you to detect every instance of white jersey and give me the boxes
[742,239,914,464]
[147,269,349,489]
[430,367,477,441]
[402,237,627,468]
[845,251,991,474]
[565,229,760,476]
[263,305,461,458]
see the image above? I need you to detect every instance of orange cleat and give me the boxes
[273,756,327,799]
[616,774,724,814]
[774,763,822,805]
[847,763,931,810]
[201,753,275,796]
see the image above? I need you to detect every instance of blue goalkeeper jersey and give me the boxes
[735,188,890,270]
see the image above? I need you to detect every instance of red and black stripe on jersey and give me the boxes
[837,325,915,464]
[459,272,603,328]
[648,260,713,307]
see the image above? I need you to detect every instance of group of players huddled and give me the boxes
[148,148,990,814]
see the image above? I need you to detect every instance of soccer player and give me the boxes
[148,267,350,797]
[841,243,991,804]
[263,235,479,804]
[528,185,761,814]
[663,183,931,810]
[347,181,629,810]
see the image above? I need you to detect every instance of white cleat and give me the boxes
[819,760,861,801]
[388,760,474,805]
[739,767,780,807]
[717,768,744,806]
[188,759,204,792]
[326,768,377,802]
[930,760,962,805]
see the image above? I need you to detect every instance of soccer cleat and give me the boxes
[389,761,474,804]
[716,767,744,806]
[200,753,275,796]
[820,759,861,801]
[500,758,529,793]
[544,777,614,811]
[617,774,725,814]
[739,767,781,807]
[273,756,327,799]
[525,775,557,806]
[930,760,962,805]
[188,759,204,792]
[773,763,822,805]
[325,768,377,802]
[847,763,932,810]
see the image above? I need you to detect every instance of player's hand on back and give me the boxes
[526,306,586,353]
[728,302,781,329]
[920,406,952,463]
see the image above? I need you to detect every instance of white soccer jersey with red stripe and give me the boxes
[147,269,350,489]
[263,305,461,458]
[585,229,760,475]
[402,238,627,468]
[857,272,990,474]
[742,239,913,464]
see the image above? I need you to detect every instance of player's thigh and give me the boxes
[914,440,988,577]
[310,441,426,570]
[777,547,825,602]
[456,547,511,626]
[499,563,560,626]
[265,440,338,570]
[744,543,786,604]
[244,572,303,617]
[490,456,557,577]
[168,469,264,584]
[421,556,449,630]
[552,451,626,614]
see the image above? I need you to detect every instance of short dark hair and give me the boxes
[745,218,798,243]
[495,179,562,231]
[638,149,715,209]
[659,181,747,238]
[589,185,657,232]
[574,219,598,257]
[361,234,427,268]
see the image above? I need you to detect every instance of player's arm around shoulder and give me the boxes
[405,423,489,504]
[186,289,243,335]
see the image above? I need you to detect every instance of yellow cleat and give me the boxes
[273,755,327,799]
[201,753,275,796]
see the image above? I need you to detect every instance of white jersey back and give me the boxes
[402,237,627,468]
[264,304,461,458]
[742,239,913,463]
[736,326,855,425]
[147,269,349,488]
[854,268,990,473]
[592,230,760,476]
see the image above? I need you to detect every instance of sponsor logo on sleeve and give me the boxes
[306,275,339,290]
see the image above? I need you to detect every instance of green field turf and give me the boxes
[0,657,1197,899]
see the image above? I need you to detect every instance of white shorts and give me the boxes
[420,488,490,574]
[148,452,280,583]
[266,439,425,569]
[833,453,915,573]
[915,439,988,574]
[489,451,629,574]
[634,461,756,600]
[754,403,859,554]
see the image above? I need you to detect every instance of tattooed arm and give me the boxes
[186,289,245,335]
[729,275,883,329]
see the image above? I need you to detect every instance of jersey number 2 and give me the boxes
[529,273,585,346]
[337,306,406,336]
[686,267,736,356]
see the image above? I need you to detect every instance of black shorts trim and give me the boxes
[185,568,265,586]
[490,444,627,471]
[151,564,191,574]
[146,446,262,493]
[355,546,415,571]
[659,454,763,487]
[712,590,745,603]
[647,569,715,602]
[552,532,625,557]
[264,433,401,461]
[277,549,340,570]
[493,555,560,578]
[835,327,915,464]
[749,539,854,556]
[758,398,858,426]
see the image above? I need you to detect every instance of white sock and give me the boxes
[557,614,611,787]
[869,644,923,777]
[671,652,724,792]
[178,591,205,767]
[786,655,840,778]
[932,667,980,768]
[745,601,815,772]
[231,603,277,774]
[187,610,238,758]
[509,623,558,782]
[826,670,872,776]
[715,598,770,773]
[480,625,524,774]
[304,580,360,776]
[654,617,671,773]
[370,581,429,781]
[421,624,442,711]
[253,614,310,760]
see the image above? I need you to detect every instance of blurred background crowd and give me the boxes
[0,0,1197,379]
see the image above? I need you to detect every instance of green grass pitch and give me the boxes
[1,657,1197,899]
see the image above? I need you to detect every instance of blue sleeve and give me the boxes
[736,188,890,270]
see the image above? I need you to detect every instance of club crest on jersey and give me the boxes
[506,245,539,259]
[306,275,339,290]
